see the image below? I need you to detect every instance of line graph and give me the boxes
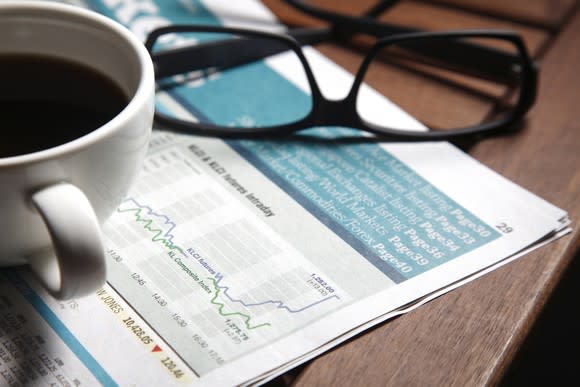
[116,197,340,324]
[117,198,269,329]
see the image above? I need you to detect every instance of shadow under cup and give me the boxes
[0,2,154,298]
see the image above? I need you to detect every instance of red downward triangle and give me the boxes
[152,345,162,353]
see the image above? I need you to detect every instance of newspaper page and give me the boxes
[0,0,571,386]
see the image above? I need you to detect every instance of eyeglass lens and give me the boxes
[151,31,313,129]
[357,36,523,132]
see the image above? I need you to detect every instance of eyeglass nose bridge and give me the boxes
[310,94,360,129]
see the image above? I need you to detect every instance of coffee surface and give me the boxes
[0,54,128,158]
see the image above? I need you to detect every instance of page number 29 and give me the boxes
[496,222,514,234]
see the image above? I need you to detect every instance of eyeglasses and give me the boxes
[145,0,538,142]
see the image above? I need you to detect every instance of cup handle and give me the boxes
[28,183,106,299]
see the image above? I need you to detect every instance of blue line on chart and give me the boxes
[122,197,341,314]
[214,276,340,313]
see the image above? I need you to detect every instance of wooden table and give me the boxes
[261,1,580,385]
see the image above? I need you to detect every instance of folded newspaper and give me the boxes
[0,1,571,386]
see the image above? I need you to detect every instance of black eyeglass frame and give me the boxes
[146,25,536,141]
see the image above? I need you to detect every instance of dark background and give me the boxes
[501,251,579,386]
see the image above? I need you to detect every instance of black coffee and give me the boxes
[0,54,128,158]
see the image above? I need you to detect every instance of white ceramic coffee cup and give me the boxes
[0,2,154,299]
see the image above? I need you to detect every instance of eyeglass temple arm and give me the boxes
[284,0,532,80]
[152,27,526,86]
[284,0,404,32]
[152,28,332,79]
[363,0,401,17]
[332,21,528,82]
[395,35,529,84]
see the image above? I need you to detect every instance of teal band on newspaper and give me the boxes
[2,270,117,386]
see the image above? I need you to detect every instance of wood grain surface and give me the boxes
[260,0,580,386]
[425,0,577,29]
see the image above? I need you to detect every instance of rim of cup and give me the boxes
[0,1,154,167]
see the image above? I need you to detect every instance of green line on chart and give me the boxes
[207,278,271,330]
[118,206,271,330]
[117,207,185,255]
